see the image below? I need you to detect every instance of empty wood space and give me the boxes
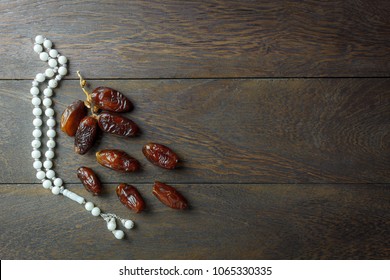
[0,0,389,259]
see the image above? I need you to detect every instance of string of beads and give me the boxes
[30,35,134,239]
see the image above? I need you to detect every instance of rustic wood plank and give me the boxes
[0,183,388,259]
[1,0,390,78]
[0,79,389,184]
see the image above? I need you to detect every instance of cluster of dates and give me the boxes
[77,166,188,212]
[60,74,188,212]
[61,86,138,154]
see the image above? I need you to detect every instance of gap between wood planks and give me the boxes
[1,182,388,185]
[2,77,390,81]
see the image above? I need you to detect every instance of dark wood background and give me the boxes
[0,0,389,259]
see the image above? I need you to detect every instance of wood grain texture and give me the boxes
[0,183,388,259]
[0,79,388,184]
[0,0,389,262]
[1,0,390,78]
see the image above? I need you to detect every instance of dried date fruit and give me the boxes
[96,149,140,172]
[60,100,87,136]
[116,183,145,213]
[77,166,102,196]
[74,116,99,155]
[98,112,139,137]
[152,181,188,210]
[142,143,179,169]
[91,86,133,112]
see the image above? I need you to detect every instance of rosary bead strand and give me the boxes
[30,35,134,239]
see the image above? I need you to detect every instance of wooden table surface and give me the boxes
[0,0,389,260]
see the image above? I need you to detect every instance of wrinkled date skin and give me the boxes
[153,181,188,210]
[142,143,179,169]
[116,183,145,213]
[98,112,139,137]
[77,166,102,196]
[74,116,99,155]
[96,149,140,172]
[91,86,133,112]
[61,100,87,136]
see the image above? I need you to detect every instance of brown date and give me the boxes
[74,116,99,155]
[60,100,87,136]
[152,181,188,210]
[142,143,179,169]
[77,166,102,196]
[91,86,133,112]
[96,149,140,172]
[98,112,139,137]
[116,183,145,213]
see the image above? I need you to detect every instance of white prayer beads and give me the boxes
[31,35,134,240]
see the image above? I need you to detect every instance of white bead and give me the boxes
[30,87,39,95]
[85,202,94,211]
[33,118,42,127]
[32,107,42,116]
[124,220,134,229]
[43,88,53,97]
[39,52,49,61]
[51,186,60,195]
[31,150,41,159]
[58,56,67,64]
[36,171,46,180]
[49,49,58,58]
[32,81,39,87]
[46,170,55,179]
[91,207,101,216]
[31,139,41,148]
[31,97,41,106]
[42,180,52,189]
[45,68,55,78]
[32,129,42,138]
[107,218,116,231]
[43,39,52,49]
[58,66,67,76]
[45,108,54,117]
[35,35,44,44]
[47,139,56,148]
[47,118,56,127]
[47,129,56,138]
[43,98,52,107]
[113,230,124,239]
[34,44,43,53]
[43,160,53,169]
[63,190,85,204]
[54,178,63,187]
[48,79,58,88]
[36,73,45,82]
[48,58,57,67]
[33,160,42,170]
[45,150,54,159]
